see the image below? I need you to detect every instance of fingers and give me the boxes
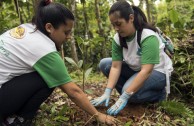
[97,113,122,126]
[105,115,118,126]
[90,97,105,106]
[107,105,117,115]
[90,98,101,106]
[107,104,122,116]
[91,94,109,106]
[105,98,110,107]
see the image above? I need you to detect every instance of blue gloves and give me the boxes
[107,91,133,116]
[91,88,112,107]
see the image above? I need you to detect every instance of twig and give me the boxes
[83,112,98,126]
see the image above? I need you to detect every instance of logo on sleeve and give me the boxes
[9,26,26,39]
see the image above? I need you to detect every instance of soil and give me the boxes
[39,81,159,126]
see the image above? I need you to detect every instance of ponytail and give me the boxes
[32,0,74,36]
[132,5,157,32]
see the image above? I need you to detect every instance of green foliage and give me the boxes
[124,120,133,126]
[156,0,193,30]
[155,0,194,99]
[0,2,19,34]
[159,100,194,125]
[169,9,179,23]
[159,100,193,116]
[36,102,78,126]
[65,56,93,90]
[170,30,194,99]
[65,37,95,92]
[0,0,34,34]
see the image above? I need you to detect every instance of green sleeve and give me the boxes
[33,52,72,88]
[141,35,160,64]
[112,39,123,61]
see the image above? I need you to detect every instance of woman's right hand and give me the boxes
[90,88,112,107]
[96,112,121,126]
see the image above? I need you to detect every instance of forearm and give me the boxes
[125,64,154,93]
[107,67,121,89]
[59,83,98,116]
[125,71,150,93]
[107,61,122,89]
[70,90,98,115]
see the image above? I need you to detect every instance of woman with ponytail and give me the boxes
[0,0,117,125]
[91,0,173,116]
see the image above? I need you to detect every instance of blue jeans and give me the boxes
[99,58,166,103]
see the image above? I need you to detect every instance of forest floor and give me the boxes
[35,73,194,126]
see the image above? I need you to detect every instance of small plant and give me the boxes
[65,57,92,92]
[64,36,95,93]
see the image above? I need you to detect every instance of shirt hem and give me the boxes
[48,79,72,88]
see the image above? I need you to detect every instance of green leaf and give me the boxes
[75,36,84,44]
[54,116,69,122]
[124,120,132,126]
[85,89,93,94]
[84,67,92,80]
[78,60,83,68]
[51,105,57,114]
[179,57,186,63]
[64,57,78,68]
[83,41,89,46]
[169,9,179,23]
[58,104,69,116]
[91,37,105,42]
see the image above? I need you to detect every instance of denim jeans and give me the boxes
[99,58,166,103]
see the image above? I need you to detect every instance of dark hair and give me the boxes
[109,0,157,48]
[32,0,74,36]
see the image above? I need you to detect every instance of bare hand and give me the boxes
[96,112,122,126]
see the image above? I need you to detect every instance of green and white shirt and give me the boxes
[0,23,72,88]
[112,28,173,74]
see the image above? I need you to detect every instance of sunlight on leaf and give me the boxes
[64,57,78,68]
[78,60,83,68]
[54,116,69,122]
[85,89,93,94]
[84,68,93,80]
[124,120,133,126]
[169,9,179,23]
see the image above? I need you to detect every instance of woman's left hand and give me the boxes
[107,91,132,115]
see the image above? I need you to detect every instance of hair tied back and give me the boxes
[45,0,52,5]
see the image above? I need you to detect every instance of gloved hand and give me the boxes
[90,88,112,107]
[107,91,133,116]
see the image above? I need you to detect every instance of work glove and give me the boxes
[107,91,133,116]
[91,88,112,107]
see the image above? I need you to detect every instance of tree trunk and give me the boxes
[69,0,78,63]
[14,0,23,24]
[145,0,151,22]
[82,3,89,39]
[94,0,106,58]
[32,0,38,14]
